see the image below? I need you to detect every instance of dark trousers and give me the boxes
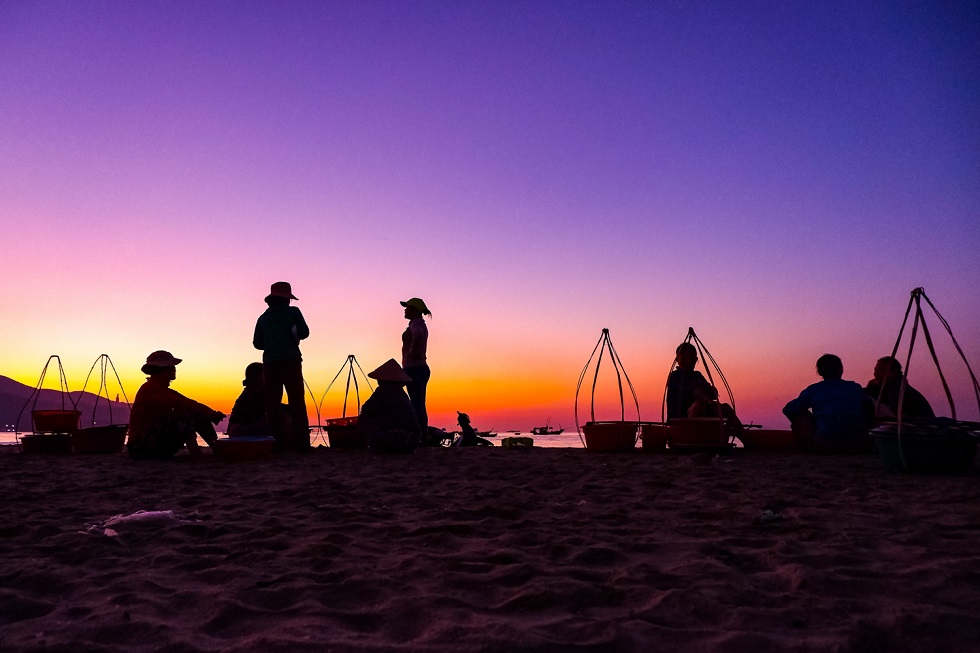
[405,364,430,440]
[263,359,310,451]
[127,413,217,460]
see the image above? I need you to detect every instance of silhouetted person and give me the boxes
[253,282,310,452]
[127,351,225,460]
[227,362,289,437]
[783,354,873,453]
[865,356,935,421]
[358,359,420,453]
[666,342,742,427]
[400,297,431,441]
[456,411,493,447]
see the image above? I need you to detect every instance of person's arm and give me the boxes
[253,317,265,350]
[783,389,811,418]
[693,374,719,402]
[293,308,310,341]
[165,387,225,424]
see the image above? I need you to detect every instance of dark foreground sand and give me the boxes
[1,445,979,653]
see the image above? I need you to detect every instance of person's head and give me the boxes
[457,411,471,426]
[675,342,698,370]
[368,358,413,386]
[265,281,297,307]
[873,356,902,383]
[400,297,431,320]
[243,362,264,387]
[816,354,844,380]
[141,350,181,381]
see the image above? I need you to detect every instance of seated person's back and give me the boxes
[783,354,872,451]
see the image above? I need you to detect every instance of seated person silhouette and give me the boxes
[127,350,225,460]
[666,342,742,428]
[227,362,290,438]
[456,411,493,447]
[865,356,935,421]
[783,354,874,454]
[358,359,420,454]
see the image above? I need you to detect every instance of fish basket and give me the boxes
[325,416,366,449]
[582,421,638,452]
[665,418,736,452]
[20,433,73,455]
[72,424,128,454]
[32,409,82,433]
[873,423,978,475]
[737,429,800,452]
[212,436,276,461]
[574,329,641,452]
[640,423,667,453]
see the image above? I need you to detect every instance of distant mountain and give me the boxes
[0,375,131,432]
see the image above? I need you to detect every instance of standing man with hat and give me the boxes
[127,351,225,460]
[400,297,431,443]
[254,281,310,452]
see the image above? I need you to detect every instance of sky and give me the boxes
[2,0,979,432]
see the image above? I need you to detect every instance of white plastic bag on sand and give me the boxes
[104,510,177,527]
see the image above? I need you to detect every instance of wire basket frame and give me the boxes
[574,328,641,447]
[311,355,375,446]
[886,287,980,471]
[76,354,132,427]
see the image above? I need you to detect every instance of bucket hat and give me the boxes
[141,350,182,374]
[368,359,413,384]
[266,281,298,302]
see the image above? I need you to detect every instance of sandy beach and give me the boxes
[1,446,979,652]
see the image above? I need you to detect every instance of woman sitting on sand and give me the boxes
[358,359,420,454]
[127,351,225,460]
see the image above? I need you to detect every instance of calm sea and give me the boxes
[0,430,585,449]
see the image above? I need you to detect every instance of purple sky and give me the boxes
[2,1,978,430]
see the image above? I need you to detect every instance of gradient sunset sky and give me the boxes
[3,1,978,431]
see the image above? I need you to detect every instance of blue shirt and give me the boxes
[783,378,871,440]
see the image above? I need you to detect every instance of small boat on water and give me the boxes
[531,424,564,436]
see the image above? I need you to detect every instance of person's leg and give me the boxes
[190,416,218,447]
[787,411,817,450]
[282,360,309,451]
[263,362,288,451]
[128,419,186,460]
[405,365,430,440]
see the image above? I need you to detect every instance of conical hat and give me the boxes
[368,359,412,384]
